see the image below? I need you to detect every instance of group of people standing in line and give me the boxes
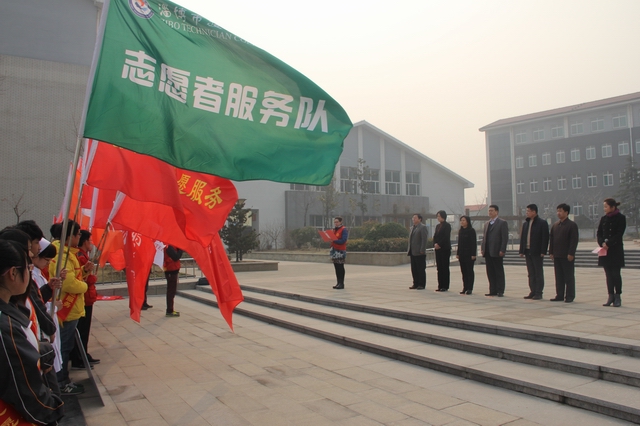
[405,198,627,306]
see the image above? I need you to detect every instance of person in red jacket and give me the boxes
[330,217,349,290]
[164,245,183,317]
[70,230,100,369]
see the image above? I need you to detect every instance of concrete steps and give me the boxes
[178,286,640,423]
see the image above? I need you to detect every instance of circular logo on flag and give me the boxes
[129,0,154,19]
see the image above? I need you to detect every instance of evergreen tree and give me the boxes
[219,200,260,261]
[616,156,640,237]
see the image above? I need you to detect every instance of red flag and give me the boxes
[85,142,237,246]
[122,231,155,322]
[189,235,243,331]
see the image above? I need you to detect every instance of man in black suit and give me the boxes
[481,204,509,297]
[519,204,549,300]
[433,210,452,292]
[407,214,429,290]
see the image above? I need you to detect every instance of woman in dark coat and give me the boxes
[456,215,477,295]
[597,198,626,307]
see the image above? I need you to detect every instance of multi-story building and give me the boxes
[234,120,474,240]
[480,92,640,222]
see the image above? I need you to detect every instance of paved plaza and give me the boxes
[76,256,640,425]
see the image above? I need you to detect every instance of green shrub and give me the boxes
[290,226,320,248]
[347,238,407,252]
[364,222,409,240]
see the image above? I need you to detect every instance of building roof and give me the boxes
[353,120,474,189]
[479,91,640,132]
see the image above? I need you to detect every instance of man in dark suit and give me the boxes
[519,204,549,300]
[481,204,509,297]
[433,210,452,292]
[407,213,429,290]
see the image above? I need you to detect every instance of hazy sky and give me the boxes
[177,0,640,205]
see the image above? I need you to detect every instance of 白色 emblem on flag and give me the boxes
[128,0,154,19]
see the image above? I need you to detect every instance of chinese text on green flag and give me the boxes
[84,0,352,185]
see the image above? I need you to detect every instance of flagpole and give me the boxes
[50,0,112,317]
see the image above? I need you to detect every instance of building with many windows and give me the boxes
[480,92,640,222]
[234,120,473,239]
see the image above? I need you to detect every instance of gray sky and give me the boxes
[178,0,640,205]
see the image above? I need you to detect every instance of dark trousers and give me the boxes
[435,249,450,290]
[56,319,79,384]
[410,255,427,288]
[70,305,93,363]
[485,256,505,295]
[459,258,475,292]
[553,258,575,301]
[603,265,622,294]
[333,263,345,284]
[525,254,545,296]
[165,270,179,313]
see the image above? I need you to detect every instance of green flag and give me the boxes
[83,0,352,185]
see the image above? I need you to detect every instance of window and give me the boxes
[406,172,420,196]
[551,125,564,138]
[542,152,551,165]
[603,172,614,187]
[602,144,612,158]
[515,156,524,169]
[570,121,584,135]
[310,215,324,229]
[636,140,640,154]
[385,170,400,195]
[515,132,527,144]
[618,141,630,156]
[543,177,552,192]
[340,166,357,193]
[573,204,583,217]
[556,150,565,163]
[558,176,567,190]
[516,181,525,194]
[572,174,582,189]
[588,204,599,219]
[528,154,537,167]
[530,180,538,193]
[571,149,580,162]
[362,168,380,194]
[586,146,596,160]
[587,173,597,188]
[613,113,628,129]
[591,118,604,132]
[290,184,322,191]
[533,127,545,141]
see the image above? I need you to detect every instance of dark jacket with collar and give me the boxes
[433,221,452,252]
[597,211,626,268]
[457,226,477,259]
[0,300,64,425]
[518,216,549,256]
[481,217,508,258]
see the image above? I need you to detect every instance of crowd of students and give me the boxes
[0,219,98,425]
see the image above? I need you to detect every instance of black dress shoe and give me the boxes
[564,299,574,303]
[532,295,542,300]
[459,291,466,295]
[466,291,472,295]
[497,293,504,297]
[87,355,101,365]
[550,297,563,301]
[334,283,344,290]
[333,283,340,289]
[485,293,497,297]
[142,303,153,310]
[523,294,534,299]
[416,287,425,290]
[409,285,418,289]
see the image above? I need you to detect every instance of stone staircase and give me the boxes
[502,249,640,269]
[179,285,640,423]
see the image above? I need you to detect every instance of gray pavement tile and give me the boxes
[347,400,410,423]
[400,389,464,410]
[334,415,385,425]
[315,384,367,406]
[216,391,266,413]
[443,402,519,426]
[116,398,160,422]
[334,366,387,382]
[302,398,361,421]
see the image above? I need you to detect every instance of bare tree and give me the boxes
[260,220,285,250]
[294,190,317,227]
[1,192,29,224]
[318,177,339,228]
